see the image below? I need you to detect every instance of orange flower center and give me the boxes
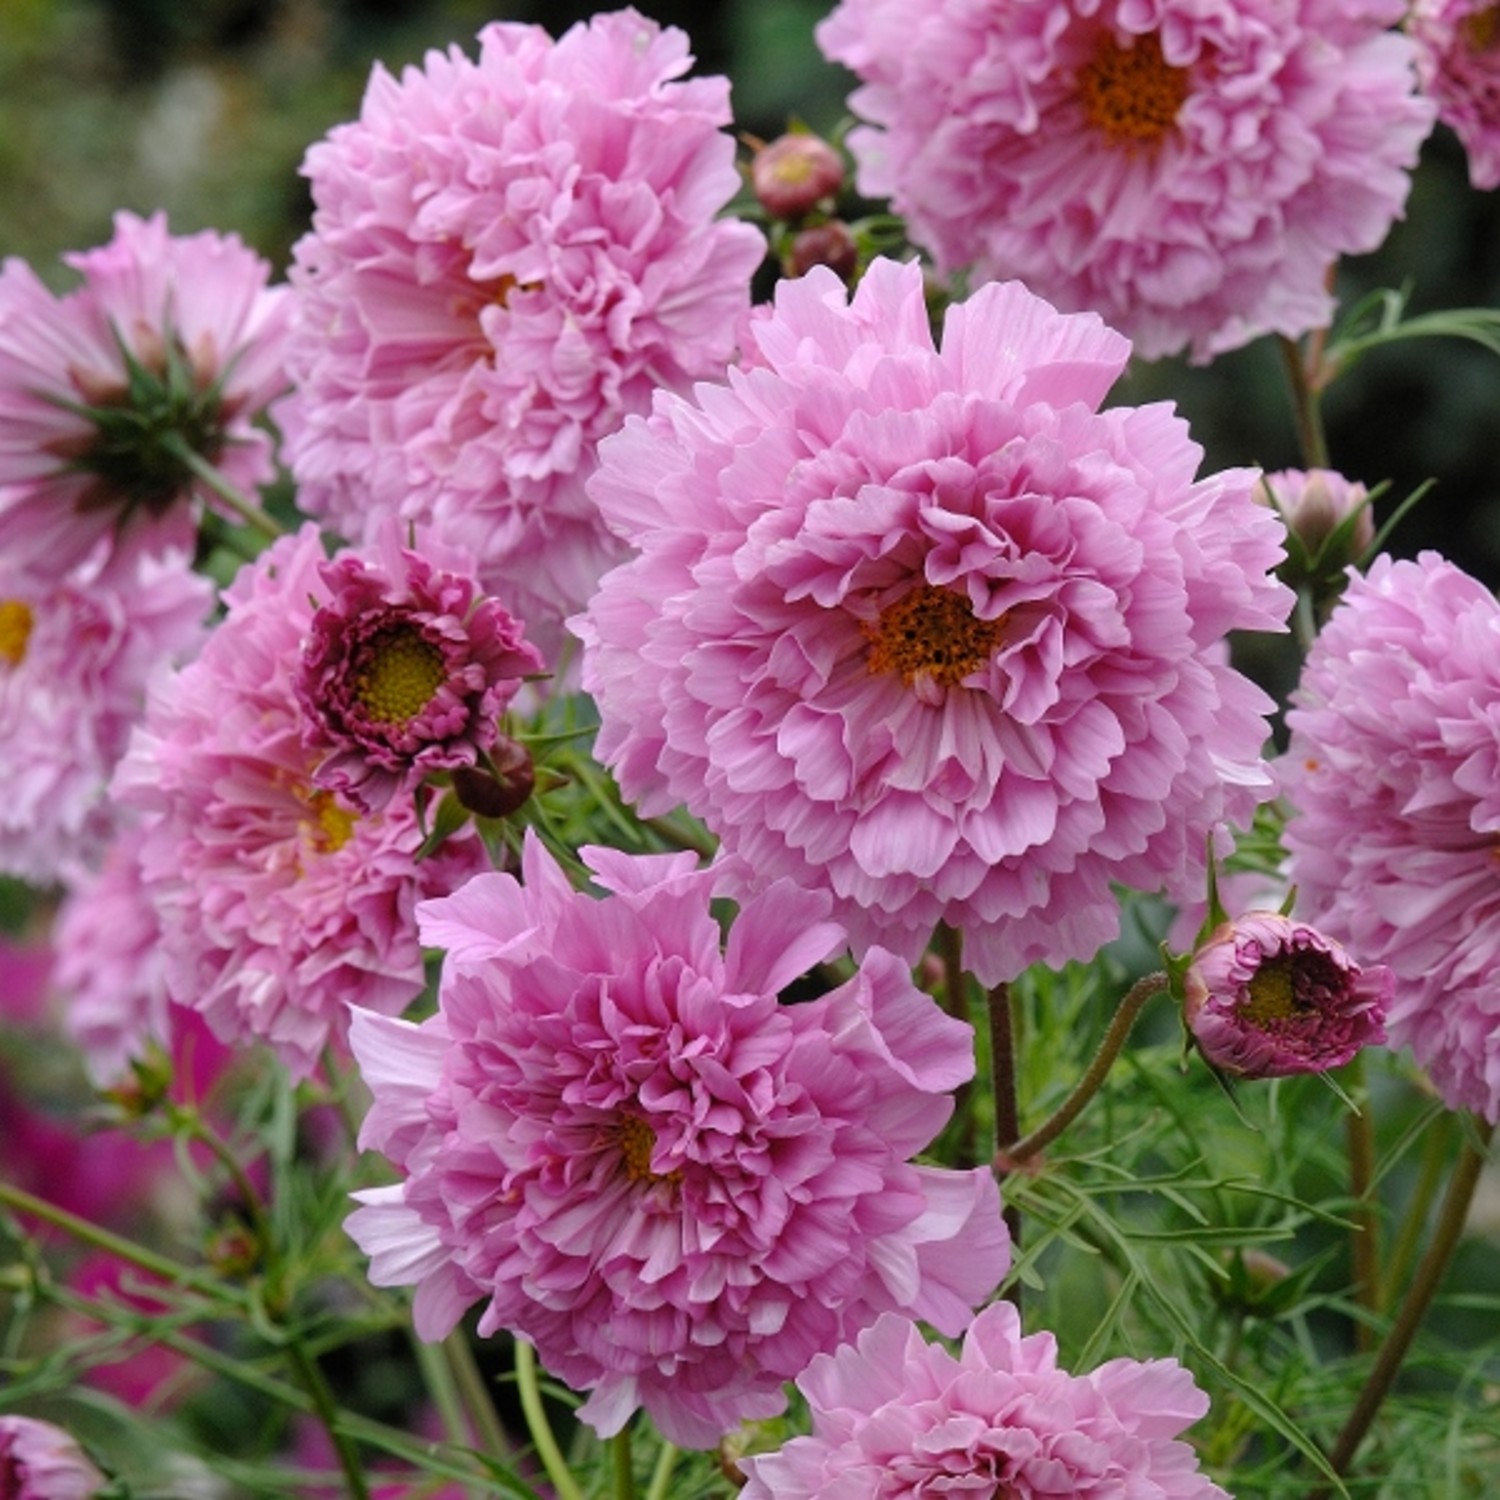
[1463,2,1500,51]
[353,625,446,727]
[863,583,1005,687]
[0,600,33,667]
[1078,31,1190,146]
[614,1115,680,1187]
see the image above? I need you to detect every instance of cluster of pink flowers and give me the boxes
[347,832,1008,1446]
[1282,553,1500,1120]
[578,259,1290,984]
[817,0,1434,361]
[278,8,764,654]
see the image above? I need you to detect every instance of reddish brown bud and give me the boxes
[752,133,845,221]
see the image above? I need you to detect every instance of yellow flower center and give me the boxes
[863,583,1005,688]
[353,625,447,727]
[1241,957,1307,1027]
[615,1115,679,1187]
[308,790,358,854]
[0,600,33,667]
[1078,31,1191,146]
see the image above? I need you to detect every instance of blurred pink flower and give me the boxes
[0,549,211,885]
[576,260,1290,984]
[113,526,487,1081]
[1411,0,1500,188]
[347,831,1008,1448]
[738,1301,1228,1500]
[0,1415,106,1500]
[1184,911,1390,1077]
[817,0,1434,362]
[0,211,290,582]
[278,9,765,655]
[296,525,543,812]
[1283,552,1500,1119]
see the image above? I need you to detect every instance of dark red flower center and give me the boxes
[1078,31,1190,146]
[863,583,1004,687]
[352,624,446,726]
[0,600,33,667]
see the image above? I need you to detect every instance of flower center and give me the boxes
[1463,2,1500,51]
[863,583,1004,687]
[615,1115,679,1187]
[1242,956,1312,1027]
[1077,31,1190,146]
[0,600,34,666]
[352,625,447,726]
[308,790,357,854]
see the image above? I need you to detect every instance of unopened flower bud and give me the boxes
[786,221,859,281]
[1262,468,1374,562]
[752,132,845,220]
[452,737,535,819]
[1184,911,1390,1078]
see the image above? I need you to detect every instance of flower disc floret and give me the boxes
[1282,552,1500,1119]
[346,831,1009,1447]
[738,1302,1229,1500]
[817,0,1435,361]
[575,260,1291,984]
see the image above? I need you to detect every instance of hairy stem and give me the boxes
[1278,334,1330,470]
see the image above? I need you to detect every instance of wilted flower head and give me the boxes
[347,831,1009,1447]
[113,525,487,1080]
[576,259,1290,985]
[0,211,290,582]
[817,0,1434,362]
[1184,911,1390,1077]
[738,1301,1229,1500]
[751,132,846,220]
[1282,552,1500,1120]
[296,526,543,812]
[0,1415,106,1500]
[278,9,765,654]
[1411,0,1500,189]
[0,549,211,885]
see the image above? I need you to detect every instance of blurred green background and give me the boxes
[3,0,1498,585]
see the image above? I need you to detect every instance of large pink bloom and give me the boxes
[739,1302,1228,1500]
[0,211,291,582]
[0,549,211,885]
[1282,552,1500,1120]
[817,0,1434,362]
[1411,0,1500,188]
[346,831,1008,1448]
[113,526,487,1081]
[576,261,1290,984]
[278,9,765,654]
[0,1416,106,1500]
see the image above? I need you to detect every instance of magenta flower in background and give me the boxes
[817,0,1434,362]
[0,1415,106,1500]
[738,1301,1229,1500]
[1411,0,1500,188]
[278,8,765,657]
[113,526,488,1081]
[1184,911,1390,1077]
[347,831,1009,1447]
[1283,552,1500,1120]
[0,211,291,582]
[576,260,1290,985]
[296,525,543,812]
[0,549,211,885]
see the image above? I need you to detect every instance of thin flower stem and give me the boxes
[413,1335,473,1452]
[514,1339,584,1500]
[937,924,979,1167]
[287,1339,373,1500]
[1380,1112,1453,1306]
[1277,334,1331,470]
[172,1105,276,1269]
[987,979,1023,1280]
[1315,1117,1495,1491]
[644,1442,679,1500]
[613,1427,637,1500]
[997,972,1168,1169]
[164,434,284,541]
[444,1331,515,1464]
[1343,1052,1380,1352]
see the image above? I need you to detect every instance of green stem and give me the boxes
[613,1426,637,1500]
[286,1339,372,1500]
[1380,1113,1453,1307]
[165,435,284,541]
[644,1442,679,1500]
[937,925,978,1167]
[997,972,1167,1169]
[173,1105,276,1270]
[1278,334,1331,469]
[1315,1117,1494,1490]
[1343,1053,1380,1352]
[514,1340,584,1500]
[445,1330,515,1463]
[987,980,1023,1281]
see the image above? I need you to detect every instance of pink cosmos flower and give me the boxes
[0,211,291,582]
[1282,552,1500,1120]
[575,260,1290,985]
[1184,910,1391,1077]
[816,0,1434,362]
[0,549,211,885]
[1411,0,1500,189]
[738,1302,1229,1500]
[295,525,544,812]
[346,831,1009,1448]
[113,526,488,1081]
[0,1416,106,1500]
[278,9,765,655]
